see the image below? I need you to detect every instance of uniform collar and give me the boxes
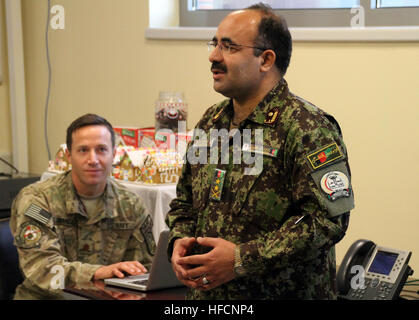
[62,171,117,222]
[246,79,289,127]
[211,79,289,128]
[206,99,232,131]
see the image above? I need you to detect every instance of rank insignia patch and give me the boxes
[264,108,279,125]
[320,171,351,201]
[210,169,226,202]
[16,221,43,248]
[307,142,343,170]
[213,107,225,122]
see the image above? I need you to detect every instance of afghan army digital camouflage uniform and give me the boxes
[166,79,354,300]
[10,172,155,299]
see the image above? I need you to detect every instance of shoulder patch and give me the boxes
[16,221,44,249]
[320,171,351,201]
[306,142,344,171]
[24,204,53,228]
[310,161,355,218]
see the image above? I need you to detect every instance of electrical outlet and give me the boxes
[0,152,13,174]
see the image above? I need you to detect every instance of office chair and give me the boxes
[0,219,23,299]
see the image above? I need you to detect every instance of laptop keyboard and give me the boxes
[131,279,148,286]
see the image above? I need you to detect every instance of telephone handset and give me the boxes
[337,239,413,300]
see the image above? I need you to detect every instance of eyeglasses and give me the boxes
[207,40,269,54]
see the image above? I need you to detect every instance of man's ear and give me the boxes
[65,148,72,164]
[260,49,277,72]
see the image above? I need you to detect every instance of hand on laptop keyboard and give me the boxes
[93,261,148,280]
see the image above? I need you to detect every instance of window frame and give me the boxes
[181,0,419,28]
[145,0,419,41]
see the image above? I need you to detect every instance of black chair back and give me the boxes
[0,219,23,299]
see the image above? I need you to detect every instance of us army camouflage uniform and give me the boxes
[10,172,155,300]
[166,79,354,300]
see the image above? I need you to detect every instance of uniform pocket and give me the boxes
[101,229,134,264]
[229,145,281,216]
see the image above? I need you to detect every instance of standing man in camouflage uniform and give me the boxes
[10,114,155,299]
[166,3,354,299]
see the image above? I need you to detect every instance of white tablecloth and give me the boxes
[41,171,177,243]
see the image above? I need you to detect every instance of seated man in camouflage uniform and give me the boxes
[10,114,155,299]
[166,4,354,299]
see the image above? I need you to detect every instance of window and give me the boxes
[191,0,419,10]
[190,0,359,10]
[180,0,419,27]
[372,0,419,8]
[146,0,419,41]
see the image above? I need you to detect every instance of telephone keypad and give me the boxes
[370,278,379,288]
[349,278,397,300]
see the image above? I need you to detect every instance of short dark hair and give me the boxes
[246,3,292,75]
[66,113,115,152]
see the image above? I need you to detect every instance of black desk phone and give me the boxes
[337,239,413,300]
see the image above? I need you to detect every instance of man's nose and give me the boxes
[209,45,223,63]
[87,150,99,165]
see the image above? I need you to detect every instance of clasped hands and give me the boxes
[171,237,236,291]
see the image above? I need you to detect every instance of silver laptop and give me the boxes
[104,229,183,291]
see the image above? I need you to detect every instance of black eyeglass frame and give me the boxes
[207,40,271,54]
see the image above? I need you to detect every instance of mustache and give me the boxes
[211,62,227,73]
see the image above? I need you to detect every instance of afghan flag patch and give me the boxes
[307,142,344,170]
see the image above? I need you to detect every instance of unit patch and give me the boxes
[310,161,355,218]
[16,221,43,248]
[307,142,343,170]
[320,171,351,201]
